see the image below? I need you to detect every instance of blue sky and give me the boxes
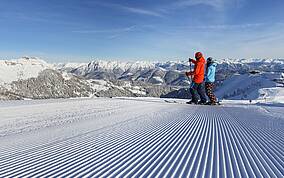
[0,0,283,62]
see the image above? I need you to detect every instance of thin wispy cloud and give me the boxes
[1,11,79,26]
[172,0,244,11]
[241,30,284,44]
[2,12,50,22]
[73,26,136,34]
[92,2,163,17]
[122,6,163,17]
[154,23,266,37]
[174,0,225,11]
[187,23,265,30]
[73,25,138,39]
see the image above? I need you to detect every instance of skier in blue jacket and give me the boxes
[205,57,218,105]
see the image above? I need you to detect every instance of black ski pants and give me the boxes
[190,82,207,103]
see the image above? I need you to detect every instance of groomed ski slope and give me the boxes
[0,98,283,177]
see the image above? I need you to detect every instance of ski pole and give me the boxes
[186,75,191,82]
[188,58,193,82]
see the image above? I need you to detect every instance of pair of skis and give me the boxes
[164,99,222,106]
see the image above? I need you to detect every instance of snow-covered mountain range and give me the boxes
[0,57,283,101]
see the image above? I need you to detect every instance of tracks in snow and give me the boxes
[0,102,283,177]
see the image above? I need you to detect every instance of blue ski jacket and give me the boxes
[205,63,217,83]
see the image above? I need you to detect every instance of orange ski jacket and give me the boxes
[186,56,206,84]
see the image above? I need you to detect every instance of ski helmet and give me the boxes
[195,52,203,59]
[207,57,213,63]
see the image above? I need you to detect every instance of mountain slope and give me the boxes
[215,72,280,100]
[10,69,94,99]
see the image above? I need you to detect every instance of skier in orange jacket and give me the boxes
[185,52,207,104]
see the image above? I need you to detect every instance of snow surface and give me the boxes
[258,87,284,103]
[152,76,164,83]
[0,57,52,85]
[0,98,283,177]
[128,86,147,95]
[87,79,111,92]
[61,72,73,80]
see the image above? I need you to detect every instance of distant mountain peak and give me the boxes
[0,57,52,84]
[17,56,49,65]
[216,58,284,64]
[86,59,156,72]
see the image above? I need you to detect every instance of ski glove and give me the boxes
[185,71,194,76]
